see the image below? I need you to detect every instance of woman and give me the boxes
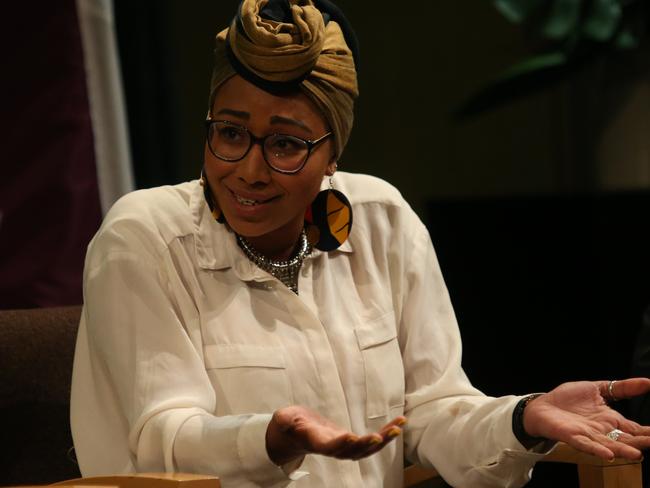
[71,0,650,486]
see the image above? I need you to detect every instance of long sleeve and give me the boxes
[71,202,293,487]
[398,217,548,488]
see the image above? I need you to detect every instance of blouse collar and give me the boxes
[189,180,352,278]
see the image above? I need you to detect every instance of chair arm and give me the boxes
[541,442,643,488]
[404,443,643,488]
[51,473,220,488]
[541,441,642,467]
[403,464,439,487]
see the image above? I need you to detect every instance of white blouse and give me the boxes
[71,172,547,487]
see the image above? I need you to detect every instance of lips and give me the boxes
[228,188,278,207]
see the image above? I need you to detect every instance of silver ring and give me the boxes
[608,380,619,402]
[606,429,624,441]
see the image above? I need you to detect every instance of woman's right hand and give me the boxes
[265,405,406,466]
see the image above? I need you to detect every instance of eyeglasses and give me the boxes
[205,119,333,174]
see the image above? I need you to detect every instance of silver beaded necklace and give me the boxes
[236,230,311,294]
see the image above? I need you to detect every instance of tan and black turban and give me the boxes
[209,0,359,159]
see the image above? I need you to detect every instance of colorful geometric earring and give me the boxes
[304,175,353,252]
[200,168,226,224]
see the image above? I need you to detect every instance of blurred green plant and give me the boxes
[456,0,649,118]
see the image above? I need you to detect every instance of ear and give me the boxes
[325,160,338,177]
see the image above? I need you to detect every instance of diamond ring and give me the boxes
[606,429,624,441]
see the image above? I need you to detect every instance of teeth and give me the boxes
[235,194,258,206]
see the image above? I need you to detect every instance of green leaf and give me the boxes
[454,52,569,119]
[497,51,568,81]
[494,0,545,23]
[614,27,639,49]
[582,0,622,42]
[540,0,582,40]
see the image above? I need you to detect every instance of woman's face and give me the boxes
[204,75,335,251]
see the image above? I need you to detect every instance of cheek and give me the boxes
[299,159,327,204]
[204,146,231,182]
[282,168,326,205]
[294,152,332,198]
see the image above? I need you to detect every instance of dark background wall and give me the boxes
[113,0,592,204]
[115,0,650,203]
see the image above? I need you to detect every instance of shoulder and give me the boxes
[333,171,419,225]
[334,172,406,209]
[335,171,429,246]
[104,181,196,229]
[88,180,199,263]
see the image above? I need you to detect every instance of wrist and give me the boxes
[265,409,305,466]
[512,393,546,448]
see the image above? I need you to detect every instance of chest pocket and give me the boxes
[355,310,405,419]
[204,344,293,415]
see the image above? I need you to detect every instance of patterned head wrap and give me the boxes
[209,0,359,159]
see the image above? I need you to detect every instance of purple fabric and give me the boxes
[0,0,102,308]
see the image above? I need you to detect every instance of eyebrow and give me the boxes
[214,109,313,134]
[270,115,313,134]
[215,108,250,119]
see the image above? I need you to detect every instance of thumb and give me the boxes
[599,378,650,401]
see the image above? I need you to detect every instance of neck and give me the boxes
[242,224,304,261]
[237,228,310,295]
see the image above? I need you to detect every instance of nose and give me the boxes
[237,140,271,186]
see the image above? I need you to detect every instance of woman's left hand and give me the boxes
[523,378,650,460]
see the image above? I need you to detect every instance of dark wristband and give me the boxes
[512,393,545,448]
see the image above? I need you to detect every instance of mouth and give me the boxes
[229,188,278,207]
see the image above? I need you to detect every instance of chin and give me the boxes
[225,216,276,238]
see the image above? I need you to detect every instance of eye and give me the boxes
[268,135,304,155]
[217,125,245,142]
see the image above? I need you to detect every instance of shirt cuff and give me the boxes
[237,414,309,483]
[281,456,308,480]
[508,394,557,455]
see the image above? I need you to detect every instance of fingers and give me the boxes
[615,433,650,453]
[619,418,650,438]
[329,432,383,459]
[562,406,650,461]
[597,378,650,401]
[568,434,616,461]
[379,416,408,435]
[328,416,407,460]
[597,431,644,460]
[361,417,407,456]
[567,432,641,462]
[567,425,646,462]
[608,419,650,452]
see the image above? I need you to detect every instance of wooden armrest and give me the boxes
[404,443,643,488]
[542,442,643,467]
[403,464,439,487]
[51,473,220,488]
[542,442,643,488]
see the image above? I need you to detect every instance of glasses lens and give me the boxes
[209,122,249,160]
[264,135,308,172]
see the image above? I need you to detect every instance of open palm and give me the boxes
[524,378,650,460]
[266,405,406,465]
